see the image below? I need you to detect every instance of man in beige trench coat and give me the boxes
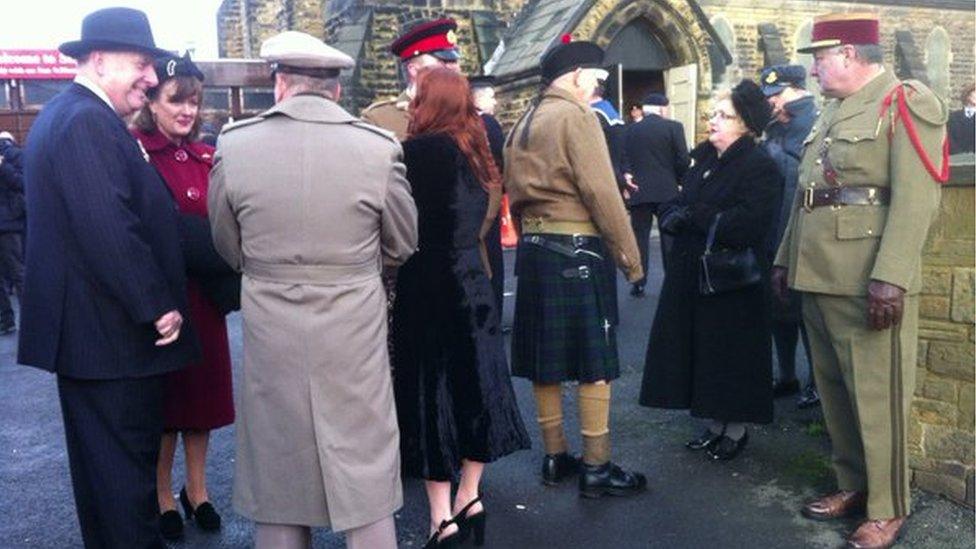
[208,31,418,549]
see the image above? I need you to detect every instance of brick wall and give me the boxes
[910,159,976,507]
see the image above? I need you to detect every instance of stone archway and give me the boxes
[577,0,722,140]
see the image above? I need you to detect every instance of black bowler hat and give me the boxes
[540,39,604,84]
[642,92,669,106]
[59,7,170,60]
[154,52,205,85]
[730,79,772,136]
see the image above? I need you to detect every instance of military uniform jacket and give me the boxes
[774,70,946,296]
[504,86,642,282]
[361,90,411,140]
[209,93,418,531]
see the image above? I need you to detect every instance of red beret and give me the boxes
[390,18,460,62]
[798,13,880,53]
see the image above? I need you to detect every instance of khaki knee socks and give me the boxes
[533,383,567,455]
[579,382,611,466]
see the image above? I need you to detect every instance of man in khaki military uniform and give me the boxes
[505,40,646,499]
[360,18,461,139]
[209,30,417,549]
[772,13,947,549]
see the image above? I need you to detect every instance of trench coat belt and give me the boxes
[242,257,379,285]
[802,185,890,211]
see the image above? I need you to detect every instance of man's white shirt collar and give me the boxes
[74,75,116,113]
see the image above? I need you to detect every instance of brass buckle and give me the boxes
[803,188,815,212]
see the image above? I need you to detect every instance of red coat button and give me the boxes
[175,149,189,162]
[186,187,201,201]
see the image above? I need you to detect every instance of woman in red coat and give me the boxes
[131,53,236,541]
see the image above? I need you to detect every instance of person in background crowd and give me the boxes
[759,64,820,409]
[623,92,689,294]
[0,131,25,335]
[773,13,946,548]
[209,31,417,549]
[394,67,530,549]
[628,103,644,123]
[506,40,647,499]
[589,79,632,196]
[362,18,462,140]
[131,52,237,541]
[470,75,506,311]
[640,80,780,462]
[947,83,975,154]
[19,8,198,547]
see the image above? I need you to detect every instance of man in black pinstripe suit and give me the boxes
[18,9,198,548]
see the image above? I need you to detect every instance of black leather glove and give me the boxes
[658,205,691,235]
[867,280,906,331]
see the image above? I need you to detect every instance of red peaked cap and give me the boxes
[798,13,879,53]
[390,18,461,61]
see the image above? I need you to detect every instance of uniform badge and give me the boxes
[446,30,457,45]
[136,139,150,163]
[174,149,189,163]
[765,71,777,84]
[166,59,177,77]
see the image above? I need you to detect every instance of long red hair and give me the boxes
[408,67,501,190]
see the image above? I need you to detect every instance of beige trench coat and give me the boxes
[208,93,418,531]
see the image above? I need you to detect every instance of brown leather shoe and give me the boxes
[846,517,906,549]
[801,490,867,521]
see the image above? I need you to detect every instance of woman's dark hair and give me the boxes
[730,79,772,136]
[408,67,501,191]
[961,83,976,105]
[132,75,204,141]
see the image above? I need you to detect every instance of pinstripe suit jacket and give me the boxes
[18,84,198,379]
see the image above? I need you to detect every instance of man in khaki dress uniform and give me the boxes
[209,31,417,549]
[360,18,461,139]
[772,13,948,549]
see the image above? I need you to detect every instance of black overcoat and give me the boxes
[393,133,529,481]
[639,136,781,424]
[18,84,199,379]
[623,114,690,205]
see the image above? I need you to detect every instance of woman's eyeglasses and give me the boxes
[709,110,739,122]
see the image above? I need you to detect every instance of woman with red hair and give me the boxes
[392,67,530,548]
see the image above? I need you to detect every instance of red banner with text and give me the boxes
[0,49,77,79]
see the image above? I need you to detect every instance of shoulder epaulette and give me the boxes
[219,115,266,136]
[361,99,397,114]
[350,120,398,143]
[878,82,950,183]
[900,80,948,125]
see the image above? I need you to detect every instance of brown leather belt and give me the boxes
[802,186,889,211]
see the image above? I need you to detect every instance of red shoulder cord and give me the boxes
[879,84,950,184]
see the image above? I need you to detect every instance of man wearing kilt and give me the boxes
[504,39,647,498]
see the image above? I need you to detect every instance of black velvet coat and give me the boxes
[393,133,530,481]
[639,137,781,424]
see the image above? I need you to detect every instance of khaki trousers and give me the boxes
[802,293,918,519]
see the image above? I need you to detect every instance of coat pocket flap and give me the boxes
[836,208,886,240]
[833,127,878,143]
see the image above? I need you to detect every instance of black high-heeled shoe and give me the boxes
[180,487,221,531]
[423,518,461,549]
[707,430,749,461]
[454,496,487,546]
[685,428,723,451]
[159,509,184,540]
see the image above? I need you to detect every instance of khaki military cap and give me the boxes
[260,31,354,77]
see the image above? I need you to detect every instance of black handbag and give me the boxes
[699,213,762,296]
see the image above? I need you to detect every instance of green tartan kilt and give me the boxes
[511,233,620,384]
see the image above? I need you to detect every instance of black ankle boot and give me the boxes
[541,452,580,486]
[579,461,647,498]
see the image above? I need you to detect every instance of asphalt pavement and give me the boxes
[1,236,973,548]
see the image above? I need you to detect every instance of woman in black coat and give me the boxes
[393,68,530,548]
[639,80,782,460]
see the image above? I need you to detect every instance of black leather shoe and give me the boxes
[159,509,184,540]
[797,387,821,409]
[685,429,722,451]
[773,379,800,398]
[541,452,580,486]
[579,461,647,498]
[630,284,645,297]
[707,431,749,461]
[180,487,221,531]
